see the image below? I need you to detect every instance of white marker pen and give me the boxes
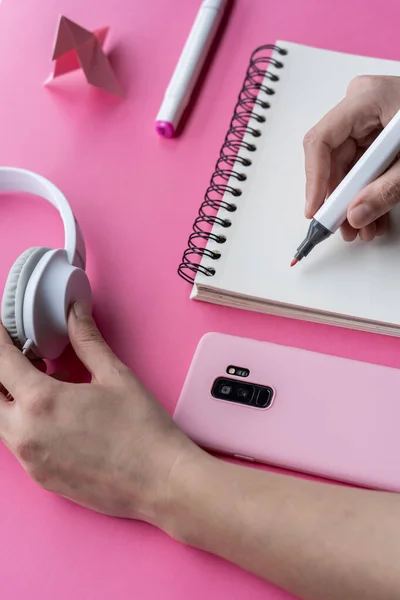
[155,0,228,138]
[292,109,400,265]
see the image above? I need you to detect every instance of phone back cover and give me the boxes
[174,333,400,491]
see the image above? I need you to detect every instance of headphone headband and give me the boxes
[0,167,86,269]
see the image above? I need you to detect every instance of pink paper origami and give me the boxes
[45,15,123,96]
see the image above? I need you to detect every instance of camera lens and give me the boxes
[235,384,254,403]
[220,384,231,395]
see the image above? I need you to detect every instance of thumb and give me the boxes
[348,159,400,229]
[68,301,120,379]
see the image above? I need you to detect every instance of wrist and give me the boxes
[129,429,214,535]
[159,447,239,553]
[158,445,219,543]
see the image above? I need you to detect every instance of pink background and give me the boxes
[1,1,400,599]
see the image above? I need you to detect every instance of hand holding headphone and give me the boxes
[0,167,92,359]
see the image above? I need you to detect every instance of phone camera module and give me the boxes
[212,377,273,409]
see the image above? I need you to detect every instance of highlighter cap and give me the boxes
[155,121,175,138]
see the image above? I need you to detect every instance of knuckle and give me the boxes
[28,465,51,490]
[78,322,104,346]
[15,433,52,490]
[303,127,319,148]
[347,74,380,95]
[15,436,41,463]
[347,75,398,117]
[378,180,400,209]
[25,386,54,417]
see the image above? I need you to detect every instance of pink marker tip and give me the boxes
[290,258,298,267]
[155,121,175,138]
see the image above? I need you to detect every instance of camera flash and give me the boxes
[227,365,250,378]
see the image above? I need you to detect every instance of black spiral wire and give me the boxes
[177,44,287,284]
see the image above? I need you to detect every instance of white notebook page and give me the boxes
[193,42,400,326]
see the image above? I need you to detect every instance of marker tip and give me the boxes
[290,258,298,267]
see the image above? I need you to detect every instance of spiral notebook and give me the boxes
[178,41,400,336]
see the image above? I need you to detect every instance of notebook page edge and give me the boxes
[192,284,400,337]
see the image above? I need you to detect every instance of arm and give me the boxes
[166,455,400,600]
[0,303,399,600]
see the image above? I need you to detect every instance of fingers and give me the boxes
[356,129,381,149]
[0,325,45,398]
[0,357,46,399]
[329,141,358,243]
[340,213,388,243]
[304,126,331,217]
[326,139,357,198]
[304,96,381,217]
[68,301,121,381]
[348,159,400,229]
[340,220,358,242]
[375,213,389,236]
[359,221,377,242]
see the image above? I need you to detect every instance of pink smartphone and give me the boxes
[174,332,400,491]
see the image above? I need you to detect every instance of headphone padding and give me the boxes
[2,247,50,346]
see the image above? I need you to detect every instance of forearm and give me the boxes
[164,454,400,600]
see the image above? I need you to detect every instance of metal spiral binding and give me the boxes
[177,44,287,284]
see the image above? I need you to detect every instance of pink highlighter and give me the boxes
[155,0,227,138]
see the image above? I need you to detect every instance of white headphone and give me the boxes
[0,167,92,359]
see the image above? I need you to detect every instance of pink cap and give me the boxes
[155,121,175,138]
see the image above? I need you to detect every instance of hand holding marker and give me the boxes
[292,107,400,265]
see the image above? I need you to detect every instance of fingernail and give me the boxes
[73,300,91,319]
[349,204,372,228]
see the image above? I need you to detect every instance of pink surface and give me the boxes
[1,1,400,599]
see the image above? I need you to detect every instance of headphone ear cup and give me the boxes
[2,247,50,347]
